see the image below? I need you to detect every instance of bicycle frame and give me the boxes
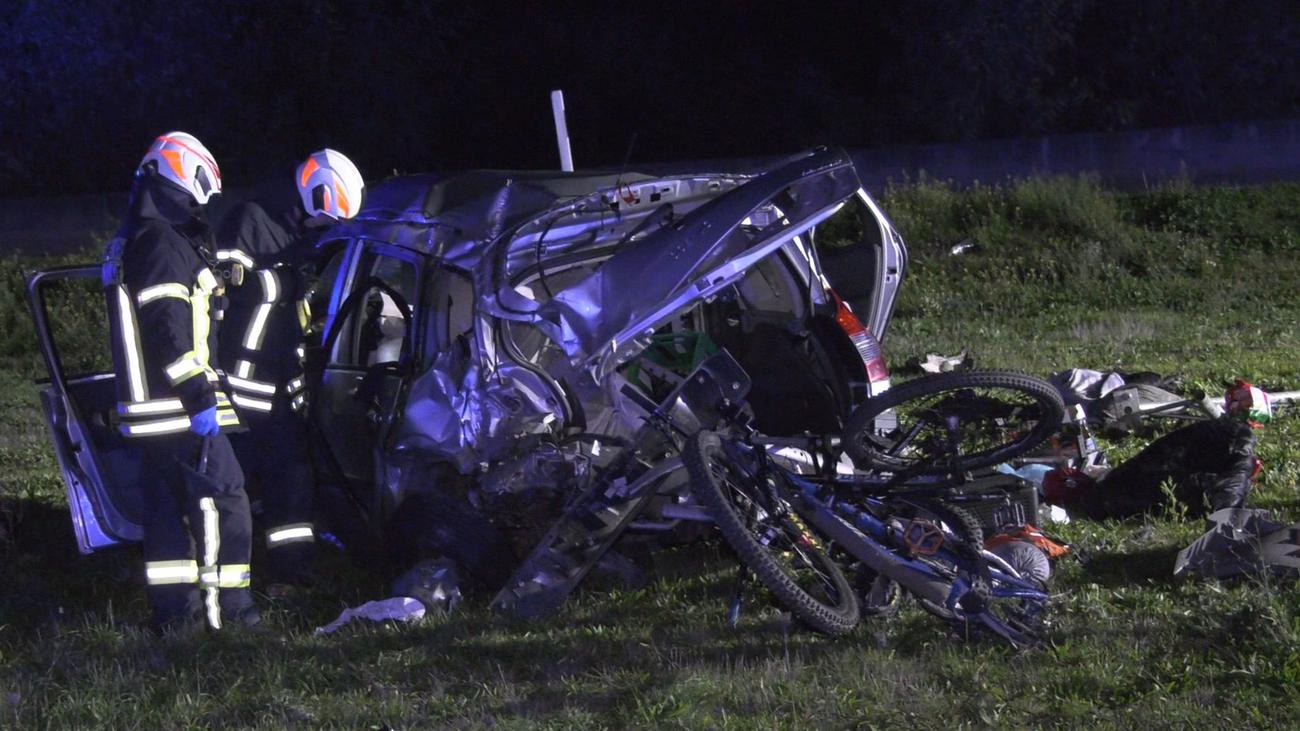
[731,437,1049,646]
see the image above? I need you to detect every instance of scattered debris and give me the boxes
[1044,417,1258,520]
[984,525,1070,585]
[988,540,1052,584]
[1175,508,1300,579]
[391,558,463,613]
[1040,504,1070,524]
[314,597,426,635]
[909,350,973,374]
[1050,368,1127,407]
[948,240,978,256]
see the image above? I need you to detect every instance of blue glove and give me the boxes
[189,405,220,436]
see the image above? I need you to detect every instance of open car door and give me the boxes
[309,240,421,529]
[26,265,146,553]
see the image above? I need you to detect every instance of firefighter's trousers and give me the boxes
[140,433,256,630]
[229,394,316,584]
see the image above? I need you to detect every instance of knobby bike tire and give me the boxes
[685,430,859,636]
[843,370,1066,474]
[902,500,988,623]
[906,499,1048,646]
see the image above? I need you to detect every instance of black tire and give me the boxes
[902,501,989,622]
[844,370,1065,474]
[905,500,1048,647]
[854,566,904,619]
[685,431,859,636]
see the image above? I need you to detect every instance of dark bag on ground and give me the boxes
[1075,417,1257,520]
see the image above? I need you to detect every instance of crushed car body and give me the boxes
[27,147,908,609]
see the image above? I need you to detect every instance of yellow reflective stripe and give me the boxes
[227,374,277,395]
[199,497,221,630]
[137,282,190,306]
[231,393,273,413]
[199,566,219,587]
[122,416,192,437]
[267,523,314,546]
[192,280,212,370]
[165,351,206,384]
[145,560,199,585]
[116,286,147,402]
[218,564,251,588]
[297,299,311,330]
[216,409,241,427]
[215,249,255,269]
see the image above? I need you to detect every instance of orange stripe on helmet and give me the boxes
[299,157,320,189]
[158,135,220,180]
[334,181,350,217]
[159,149,186,179]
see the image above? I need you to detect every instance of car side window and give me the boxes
[331,247,420,367]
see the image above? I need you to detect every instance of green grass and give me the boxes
[3,178,1300,728]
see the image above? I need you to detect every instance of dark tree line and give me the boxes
[1,0,1297,196]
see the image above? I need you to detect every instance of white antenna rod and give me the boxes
[550,89,574,172]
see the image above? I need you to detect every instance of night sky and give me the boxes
[2,0,1297,196]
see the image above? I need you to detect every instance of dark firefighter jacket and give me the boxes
[215,194,315,415]
[104,174,241,437]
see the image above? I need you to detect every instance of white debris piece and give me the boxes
[314,597,426,635]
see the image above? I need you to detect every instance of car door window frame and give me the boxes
[325,240,424,369]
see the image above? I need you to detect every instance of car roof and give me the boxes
[315,165,757,269]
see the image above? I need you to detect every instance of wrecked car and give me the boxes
[27,147,908,611]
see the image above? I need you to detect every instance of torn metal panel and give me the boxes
[533,148,862,367]
[389,341,565,473]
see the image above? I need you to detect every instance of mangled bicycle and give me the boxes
[683,359,1065,647]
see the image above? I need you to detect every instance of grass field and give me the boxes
[2,177,1299,729]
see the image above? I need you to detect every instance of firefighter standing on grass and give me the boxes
[217,148,365,590]
[104,132,258,631]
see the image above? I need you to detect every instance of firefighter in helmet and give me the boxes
[103,131,257,631]
[216,148,365,590]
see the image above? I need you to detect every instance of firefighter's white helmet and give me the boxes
[296,149,364,220]
[139,131,222,205]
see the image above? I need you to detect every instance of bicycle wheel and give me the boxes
[685,430,859,636]
[894,501,989,623]
[901,499,1047,647]
[843,370,1065,474]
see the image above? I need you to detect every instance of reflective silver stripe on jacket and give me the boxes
[137,282,190,306]
[230,392,273,413]
[118,391,239,437]
[115,266,242,437]
[214,249,255,269]
[242,269,279,351]
[266,523,315,547]
[114,284,148,402]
